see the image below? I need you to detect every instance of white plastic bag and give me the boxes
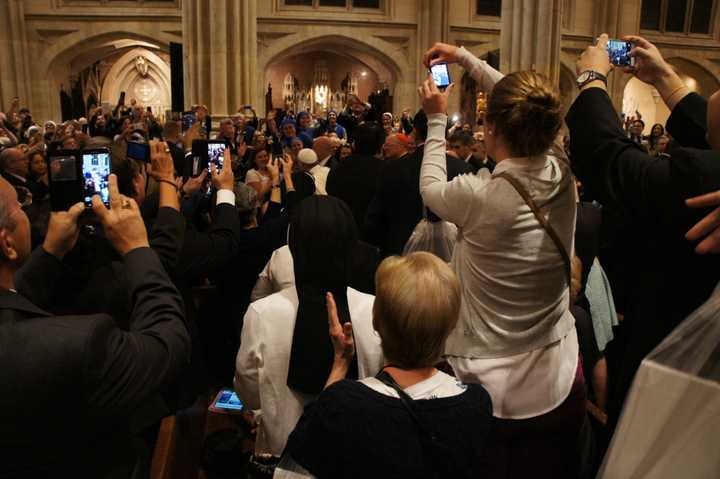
[598,282,720,479]
[402,219,457,262]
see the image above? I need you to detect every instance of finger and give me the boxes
[622,35,652,50]
[422,47,434,68]
[342,322,353,339]
[417,85,425,100]
[326,292,340,330]
[686,191,720,208]
[67,202,85,220]
[210,163,218,177]
[91,194,110,221]
[695,228,720,255]
[685,208,720,241]
[198,169,208,181]
[444,82,455,97]
[427,74,440,94]
[108,174,121,210]
[596,33,609,50]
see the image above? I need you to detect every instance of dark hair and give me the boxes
[449,130,474,147]
[412,109,428,141]
[112,146,144,197]
[353,122,385,155]
[633,119,645,128]
[486,71,562,157]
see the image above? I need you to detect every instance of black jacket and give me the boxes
[326,153,383,232]
[566,89,720,427]
[1,247,189,478]
[365,148,471,257]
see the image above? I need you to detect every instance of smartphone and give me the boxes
[607,39,635,67]
[182,111,196,132]
[81,149,111,208]
[206,140,226,173]
[127,141,150,163]
[47,150,82,211]
[118,91,126,106]
[146,106,152,113]
[429,63,452,90]
[209,389,244,414]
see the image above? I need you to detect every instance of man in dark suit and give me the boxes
[0,173,190,478]
[365,109,472,257]
[568,34,720,430]
[326,122,385,232]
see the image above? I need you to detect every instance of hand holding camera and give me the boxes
[92,174,149,256]
[148,140,175,183]
[210,148,234,191]
[418,74,454,116]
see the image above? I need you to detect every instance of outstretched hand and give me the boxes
[686,191,720,254]
[327,292,354,364]
[92,174,149,256]
[418,75,454,115]
[423,42,460,68]
[622,35,674,86]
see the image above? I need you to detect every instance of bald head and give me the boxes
[313,136,335,162]
[0,148,28,178]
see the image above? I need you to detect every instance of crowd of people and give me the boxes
[0,32,718,479]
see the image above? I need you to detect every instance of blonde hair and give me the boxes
[486,70,562,157]
[373,252,461,369]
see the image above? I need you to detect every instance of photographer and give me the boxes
[566,34,720,427]
[1,174,189,478]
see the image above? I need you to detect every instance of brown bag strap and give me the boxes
[495,172,572,285]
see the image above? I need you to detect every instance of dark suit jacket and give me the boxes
[1,247,189,478]
[365,149,471,257]
[566,88,720,427]
[326,153,383,232]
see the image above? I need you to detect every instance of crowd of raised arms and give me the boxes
[0,33,718,479]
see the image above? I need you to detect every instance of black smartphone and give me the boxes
[81,149,111,208]
[146,106,152,113]
[47,150,82,212]
[127,141,150,163]
[429,63,452,90]
[607,39,635,67]
[192,139,226,174]
[206,140,226,173]
[118,91,126,106]
[182,111,196,132]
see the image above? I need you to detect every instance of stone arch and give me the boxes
[258,32,411,114]
[32,25,180,120]
[666,57,720,97]
[101,48,171,116]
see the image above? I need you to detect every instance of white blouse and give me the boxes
[234,287,383,456]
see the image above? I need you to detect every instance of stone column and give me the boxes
[183,0,257,117]
[500,0,563,85]
[0,0,33,111]
[415,0,450,110]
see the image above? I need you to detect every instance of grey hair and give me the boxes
[0,148,18,171]
[233,182,259,226]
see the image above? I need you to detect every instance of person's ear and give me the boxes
[0,229,18,262]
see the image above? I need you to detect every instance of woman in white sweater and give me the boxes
[418,44,583,477]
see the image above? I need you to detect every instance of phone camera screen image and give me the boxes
[82,151,111,207]
[607,40,633,66]
[207,143,226,173]
[430,63,451,89]
[213,390,243,411]
[182,113,196,132]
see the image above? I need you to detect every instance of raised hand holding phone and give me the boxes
[418,74,454,116]
[92,174,149,256]
[210,148,233,191]
[148,141,175,182]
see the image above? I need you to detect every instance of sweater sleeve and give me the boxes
[456,46,504,93]
[234,304,262,410]
[420,113,477,227]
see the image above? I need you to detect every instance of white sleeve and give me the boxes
[234,305,262,410]
[250,259,274,302]
[419,113,477,227]
[215,189,235,206]
[456,46,504,93]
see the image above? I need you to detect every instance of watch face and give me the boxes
[577,72,591,84]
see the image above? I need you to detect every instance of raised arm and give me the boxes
[424,42,504,93]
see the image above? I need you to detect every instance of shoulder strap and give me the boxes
[495,172,571,285]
